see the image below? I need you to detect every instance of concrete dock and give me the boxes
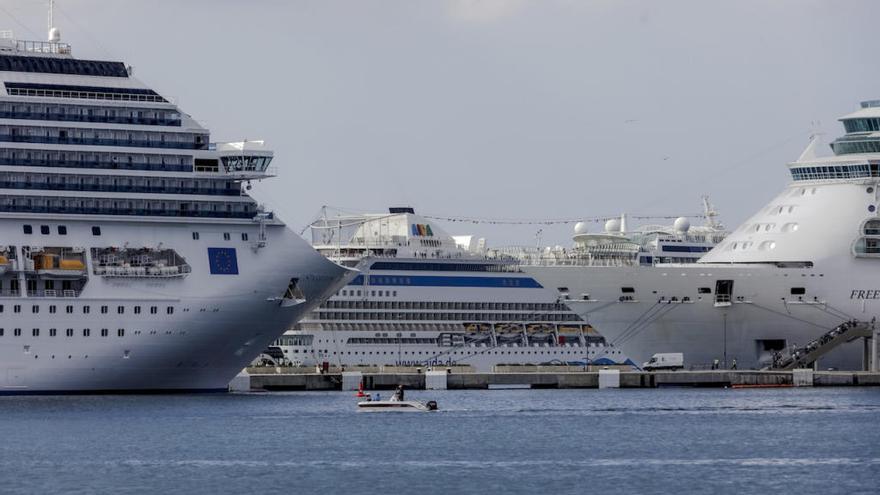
[234,368,880,392]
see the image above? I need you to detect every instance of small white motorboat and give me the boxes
[357,399,438,412]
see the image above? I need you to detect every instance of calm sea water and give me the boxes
[1,388,879,494]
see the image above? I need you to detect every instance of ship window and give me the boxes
[92,226,101,236]
[166,306,174,314]
[32,328,39,337]
[23,224,32,234]
[117,328,125,337]
[621,287,635,293]
[83,306,90,314]
[134,306,141,314]
[222,232,231,241]
[100,305,108,314]
[40,225,50,235]
[58,226,67,235]
[32,305,38,313]
[117,306,124,314]
[101,328,109,337]
[870,205,876,213]
[14,328,21,336]
[14,305,20,313]
[790,287,806,295]
[49,328,56,337]
[66,328,73,337]
[66,305,73,314]
[192,232,200,240]
[49,305,56,313]
[698,287,711,294]
[150,306,157,314]
[83,328,90,337]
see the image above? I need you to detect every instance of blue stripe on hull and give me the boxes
[348,274,543,288]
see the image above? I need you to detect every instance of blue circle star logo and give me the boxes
[207,247,239,275]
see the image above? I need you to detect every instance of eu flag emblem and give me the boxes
[207,247,239,275]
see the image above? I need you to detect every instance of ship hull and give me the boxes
[0,217,350,393]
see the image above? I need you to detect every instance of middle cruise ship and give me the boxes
[269,208,633,371]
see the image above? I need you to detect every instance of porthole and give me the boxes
[870,205,876,213]
[868,187,875,194]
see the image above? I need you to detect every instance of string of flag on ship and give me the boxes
[420,213,708,226]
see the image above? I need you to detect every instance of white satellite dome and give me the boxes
[573,222,588,235]
[48,27,61,42]
[604,218,621,233]
[673,216,691,234]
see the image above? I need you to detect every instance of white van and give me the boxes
[642,353,684,371]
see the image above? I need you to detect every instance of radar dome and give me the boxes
[604,218,621,233]
[48,27,61,42]
[573,222,588,235]
[673,216,691,234]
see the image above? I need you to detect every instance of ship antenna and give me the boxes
[701,195,720,229]
[47,0,61,42]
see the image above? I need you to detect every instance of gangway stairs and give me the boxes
[766,319,875,371]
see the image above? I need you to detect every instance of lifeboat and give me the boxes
[34,255,87,278]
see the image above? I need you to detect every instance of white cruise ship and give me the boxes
[522,101,880,370]
[0,23,349,392]
[268,207,633,372]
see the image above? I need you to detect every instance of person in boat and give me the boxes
[392,385,405,402]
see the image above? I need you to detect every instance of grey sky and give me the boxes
[2,0,877,246]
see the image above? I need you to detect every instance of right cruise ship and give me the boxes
[523,101,880,370]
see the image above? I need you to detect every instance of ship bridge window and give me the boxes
[57,226,67,235]
[698,287,711,294]
[40,225,49,235]
[92,226,101,236]
[791,287,806,295]
[621,287,635,293]
[23,224,32,234]
[194,158,219,172]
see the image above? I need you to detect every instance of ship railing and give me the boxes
[27,289,80,298]
[14,39,71,55]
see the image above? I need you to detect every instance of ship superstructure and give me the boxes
[522,101,880,370]
[497,199,728,271]
[0,24,348,392]
[269,207,631,372]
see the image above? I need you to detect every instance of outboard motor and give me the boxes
[426,400,438,411]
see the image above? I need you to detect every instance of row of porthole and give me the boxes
[1,327,125,337]
[0,304,174,315]
[728,240,777,251]
[744,222,799,234]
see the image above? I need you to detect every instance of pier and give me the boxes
[233,367,880,391]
